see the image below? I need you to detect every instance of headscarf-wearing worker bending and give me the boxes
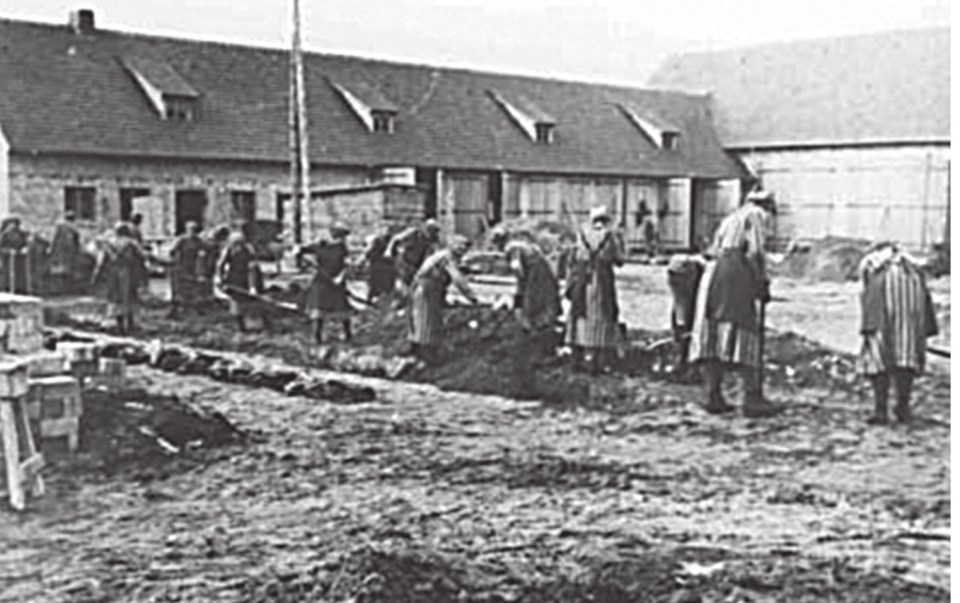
[215,225,261,332]
[168,221,204,318]
[857,242,938,425]
[92,222,147,335]
[49,211,81,295]
[407,235,479,364]
[362,223,400,303]
[388,219,441,296]
[688,190,777,417]
[301,222,353,344]
[564,205,625,374]
[503,239,561,396]
[666,253,707,373]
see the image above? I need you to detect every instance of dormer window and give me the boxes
[371,110,396,134]
[164,95,196,121]
[330,80,399,134]
[662,131,680,151]
[122,56,200,121]
[618,103,680,151]
[489,91,557,145]
[535,123,555,145]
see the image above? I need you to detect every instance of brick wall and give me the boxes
[309,184,425,253]
[8,153,373,241]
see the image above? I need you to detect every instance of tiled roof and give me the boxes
[649,28,950,148]
[0,16,743,179]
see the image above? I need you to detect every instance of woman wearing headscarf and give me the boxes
[407,235,479,364]
[300,222,353,344]
[362,223,400,303]
[564,205,625,373]
[503,239,561,395]
[857,242,938,425]
[92,222,147,335]
[215,225,260,332]
[168,221,204,318]
[688,190,777,417]
[49,211,82,295]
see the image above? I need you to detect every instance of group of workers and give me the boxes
[1,186,937,424]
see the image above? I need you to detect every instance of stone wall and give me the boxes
[7,153,373,242]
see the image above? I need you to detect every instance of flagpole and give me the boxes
[289,0,309,244]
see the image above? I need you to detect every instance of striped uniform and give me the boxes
[565,227,624,350]
[857,250,937,375]
[408,249,474,346]
[688,204,768,368]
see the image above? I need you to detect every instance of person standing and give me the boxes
[49,211,81,295]
[0,218,29,293]
[198,226,231,305]
[92,223,147,335]
[168,221,204,318]
[502,239,561,396]
[857,242,938,425]
[301,223,353,344]
[688,190,777,417]
[564,205,624,374]
[362,224,399,303]
[214,226,259,332]
[407,235,479,364]
[388,219,441,298]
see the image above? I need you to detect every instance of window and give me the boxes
[230,190,256,224]
[662,131,680,151]
[164,95,196,121]
[371,110,395,134]
[119,188,150,221]
[535,123,555,145]
[64,187,97,221]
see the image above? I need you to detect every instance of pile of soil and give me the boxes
[50,295,870,408]
[238,543,947,603]
[774,237,872,282]
[54,388,246,479]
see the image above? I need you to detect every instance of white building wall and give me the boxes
[738,144,950,252]
[0,127,9,218]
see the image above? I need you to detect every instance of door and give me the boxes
[447,173,489,238]
[660,179,692,249]
[119,188,150,222]
[174,190,208,235]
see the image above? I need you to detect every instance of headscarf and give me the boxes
[589,205,611,225]
[449,234,471,256]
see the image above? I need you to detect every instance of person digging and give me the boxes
[299,222,354,344]
[688,190,779,418]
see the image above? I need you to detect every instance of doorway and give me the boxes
[174,190,208,235]
[119,188,151,221]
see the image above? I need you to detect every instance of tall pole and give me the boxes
[289,0,310,244]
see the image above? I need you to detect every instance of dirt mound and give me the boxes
[54,388,246,479]
[774,237,872,282]
[238,544,948,603]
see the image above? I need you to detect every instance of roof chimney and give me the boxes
[69,9,96,34]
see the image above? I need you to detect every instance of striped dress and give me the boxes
[688,204,768,367]
[857,249,937,375]
[408,249,475,346]
[565,226,624,350]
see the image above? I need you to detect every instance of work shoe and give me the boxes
[743,399,780,418]
[866,413,889,426]
[893,404,912,424]
[705,401,735,415]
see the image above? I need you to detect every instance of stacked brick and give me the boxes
[0,293,126,454]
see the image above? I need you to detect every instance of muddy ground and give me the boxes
[1,266,951,602]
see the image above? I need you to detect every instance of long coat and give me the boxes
[689,203,768,368]
[408,249,475,347]
[95,235,147,315]
[564,226,624,349]
[169,233,204,304]
[302,239,352,319]
[216,237,258,316]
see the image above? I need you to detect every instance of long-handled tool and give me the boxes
[757,298,768,401]
[222,285,301,314]
[928,345,950,359]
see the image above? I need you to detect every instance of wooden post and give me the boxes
[289,0,310,245]
[921,152,932,252]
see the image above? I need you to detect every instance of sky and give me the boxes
[0,0,950,85]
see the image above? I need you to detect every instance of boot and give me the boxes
[314,319,324,345]
[892,370,914,424]
[702,360,734,414]
[116,315,127,336]
[236,316,247,332]
[571,346,586,373]
[867,374,890,425]
[342,320,353,343]
[742,367,778,418]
